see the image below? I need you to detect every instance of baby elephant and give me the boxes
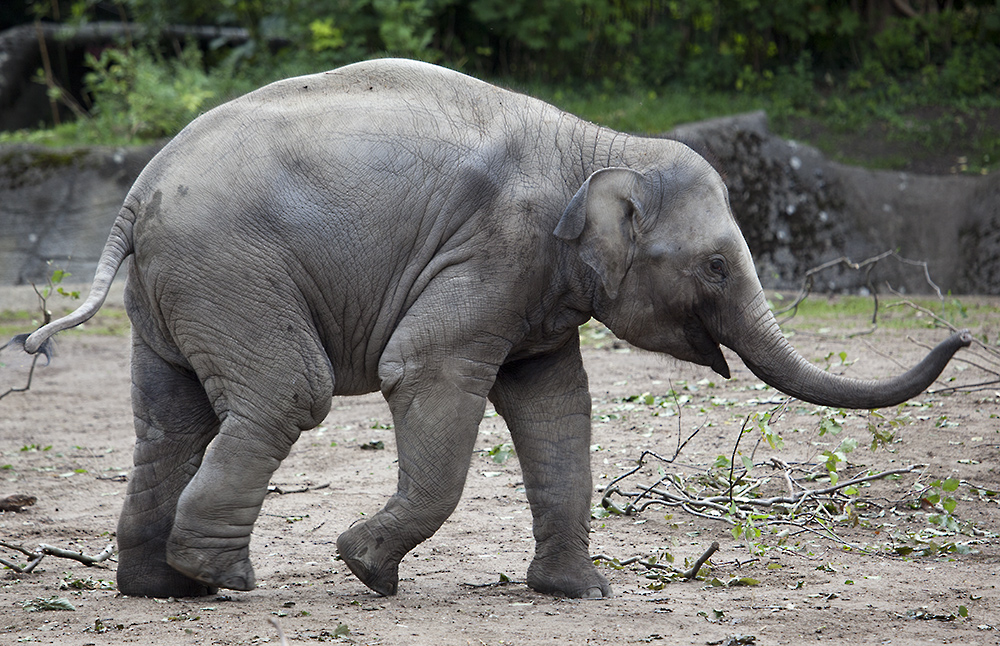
[17,58,970,599]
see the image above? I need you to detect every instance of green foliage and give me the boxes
[867,407,913,451]
[373,0,436,59]
[9,0,1000,173]
[47,267,80,301]
[82,44,220,143]
[923,477,963,530]
[27,0,1000,92]
[59,573,115,590]
[22,596,76,612]
[487,442,515,464]
[820,437,857,485]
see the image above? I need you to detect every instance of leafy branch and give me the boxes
[0,268,77,401]
[601,450,926,525]
[593,541,720,582]
[776,251,1000,395]
[774,250,943,329]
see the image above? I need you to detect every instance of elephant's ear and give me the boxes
[554,167,646,299]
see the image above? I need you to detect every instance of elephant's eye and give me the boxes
[708,256,727,277]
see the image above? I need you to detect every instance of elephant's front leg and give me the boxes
[489,337,610,599]
[336,340,502,596]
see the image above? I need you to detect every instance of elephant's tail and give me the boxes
[20,205,136,355]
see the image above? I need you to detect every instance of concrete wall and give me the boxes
[1,114,997,295]
[0,144,162,288]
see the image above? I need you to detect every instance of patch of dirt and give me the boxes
[2,301,999,645]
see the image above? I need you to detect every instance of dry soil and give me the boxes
[1,290,999,645]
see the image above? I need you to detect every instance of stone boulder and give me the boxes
[670,111,999,295]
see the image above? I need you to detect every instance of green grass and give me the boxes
[770,292,999,332]
[0,307,130,339]
[521,80,999,175]
[526,84,767,136]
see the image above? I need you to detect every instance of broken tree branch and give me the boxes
[0,540,114,574]
[684,541,720,579]
[775,251,944,327]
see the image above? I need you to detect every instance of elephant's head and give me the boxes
[555,146,971,409]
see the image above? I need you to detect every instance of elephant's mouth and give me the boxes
[684,317,731,379]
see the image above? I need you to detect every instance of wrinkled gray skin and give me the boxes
[21,59,971,600]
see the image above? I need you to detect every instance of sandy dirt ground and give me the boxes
[1,291,999,645]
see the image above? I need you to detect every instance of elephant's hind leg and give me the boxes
[163,323,334,592]
[117,334,220,597]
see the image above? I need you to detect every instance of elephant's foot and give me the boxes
[527,553,612,599]
[117,549,218,598]
[337,523,403,596]
[165,533,256,592]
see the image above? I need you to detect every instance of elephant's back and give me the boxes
[157,59,554,162]
[248,58,536,124]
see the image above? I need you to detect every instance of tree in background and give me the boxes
[3,0,998,143]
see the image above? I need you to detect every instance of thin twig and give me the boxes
[39,543,114,565]
[0,353,42,401]
[706,463,927,507]
[266,483,330,495]
[667,377,706,461]
[0,281,54,401]
[592,554,676,572]
[601,450,692,513]
[269,617,290,646]
[728,416,752,505]
[776,251,944,328]
[0,540,36,556]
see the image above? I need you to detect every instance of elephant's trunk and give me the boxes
[722,291,971,409]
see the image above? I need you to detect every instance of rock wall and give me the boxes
[0,113,997,293]
[670,112,998,295]
[0,144,162,287]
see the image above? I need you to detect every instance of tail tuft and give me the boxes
[1,333,53,364]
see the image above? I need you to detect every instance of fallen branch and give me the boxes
[592,553,677,572]
[684,541,720,579]
[0,494,37,512]
[266,482,330,495]
[711,463,927,508]
[0,540,114,573]
[608,462,926,514]
[601,455,934,555]
[39,543,115,564]
[775,251,943,327]
[593,540,722,582]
